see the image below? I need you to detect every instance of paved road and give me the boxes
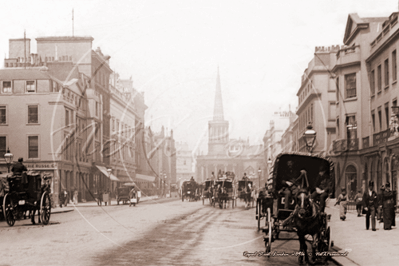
[0,199,334,265]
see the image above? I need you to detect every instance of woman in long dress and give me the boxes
[382,182,396,230]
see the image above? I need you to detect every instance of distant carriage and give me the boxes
[213,178,235,209]
[181,181,198,202]
[0,171,51,227]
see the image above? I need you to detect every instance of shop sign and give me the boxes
[25,163,58,169]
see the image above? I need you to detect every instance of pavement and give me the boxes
[51,195,172,214]
[326,199,399,266]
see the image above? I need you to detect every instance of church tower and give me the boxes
[208,67,229,155]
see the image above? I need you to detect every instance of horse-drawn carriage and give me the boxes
[181,180,199,202]
[256,153,333,264]
[213,178,235,209]
[237,180,255,208]
[0,171,51,227]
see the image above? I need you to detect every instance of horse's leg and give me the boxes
[31,209,36,224]
[298,233,308,264]
[311,232,319,263]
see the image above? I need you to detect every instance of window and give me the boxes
[112,118,115,132]
[0,136,6,158]
[378,108,382,131]
[346,115,357,139]
[0,106,6,124]
[371,112,376,133]
[2,81,12,93]
[378,65,382,92]
[28,106,38,124]
[310,103,314,123]
[385,59,389,87]
[370,70,375,95]
[65,109,71,127]
[385,103,390,129]
[26,81,36,93]
[95,102,99,116]
[336,77,339,101]
[28,136,38,158]
[337,118,340,138]
[393,50,397,81]
[329,102,336,120]
[345,73,356,98]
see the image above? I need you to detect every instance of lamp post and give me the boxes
[4,148,13,173]
[303,123,317,153]
[267,158,272,173]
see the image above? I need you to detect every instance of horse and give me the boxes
[283,189,326,264]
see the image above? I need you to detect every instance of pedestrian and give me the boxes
[73,189,78,205]
[382,182,396,230]
[335,187,348,220]
[363,181,378,231]
[354,189,363,217]
[377,185,385,223]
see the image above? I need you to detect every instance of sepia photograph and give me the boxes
[0,0,398,265]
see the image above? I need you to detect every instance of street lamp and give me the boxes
[303,122,317,153]
[4,148,13,173]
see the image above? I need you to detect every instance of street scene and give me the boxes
[2,0,399,265]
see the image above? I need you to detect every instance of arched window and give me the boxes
[345,165,357,194]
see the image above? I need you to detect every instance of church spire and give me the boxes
[213,66,224,121]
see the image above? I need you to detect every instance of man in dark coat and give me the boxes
[281,160,306,209]
[363,181,378,231]
[311,165,332,213]
[382,182,396,230]
[11,157,27,174]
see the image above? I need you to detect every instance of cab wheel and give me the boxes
[3,194,15,227]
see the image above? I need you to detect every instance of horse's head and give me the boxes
[296,189,312,219]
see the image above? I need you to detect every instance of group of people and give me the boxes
[362,180,397,231]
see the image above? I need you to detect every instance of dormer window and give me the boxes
[26,81,36,93]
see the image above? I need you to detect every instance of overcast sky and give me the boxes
[1,0,398,153]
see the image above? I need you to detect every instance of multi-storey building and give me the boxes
[293,46,338,155]
[108,74,138,194]
[331,14,389,196]
[0,36,126,205]
[263,110,295,175]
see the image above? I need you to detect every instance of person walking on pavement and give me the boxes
[354,189,363,217]
[377,185,385,223]
[382,182,396,230]
[335,187,348,220]
[363,181,378,231]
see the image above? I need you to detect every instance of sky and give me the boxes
[0,0,398,154]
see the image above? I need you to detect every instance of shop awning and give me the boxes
[96,165,120,181]
[136,174,156,182]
